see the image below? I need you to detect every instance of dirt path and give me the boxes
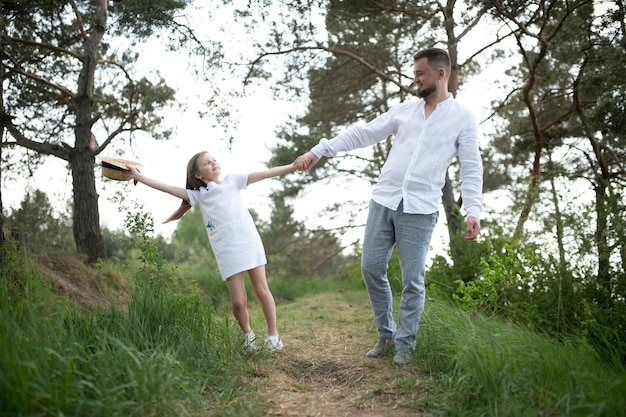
[250,291,424,417]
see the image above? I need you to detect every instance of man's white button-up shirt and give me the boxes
[311,95,483,219]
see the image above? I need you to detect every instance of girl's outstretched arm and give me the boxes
[124,166,189,201]
[247,163,296,185]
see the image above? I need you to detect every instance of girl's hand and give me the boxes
[123,165,139,180]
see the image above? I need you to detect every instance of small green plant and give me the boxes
[123,200,167,278]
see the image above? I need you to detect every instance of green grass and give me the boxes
[407,298,626,416]
[0,245,259,417]
[1,241,624,416]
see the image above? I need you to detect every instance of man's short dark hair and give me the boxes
[413,48,451,75]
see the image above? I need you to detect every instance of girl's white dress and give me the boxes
[187,173,266,280]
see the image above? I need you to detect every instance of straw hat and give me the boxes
[96,156,143,181]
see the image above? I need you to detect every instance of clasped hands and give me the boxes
[293,152,319,172]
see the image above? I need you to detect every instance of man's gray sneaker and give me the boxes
[366,338,393,358]
[392,347,413,366]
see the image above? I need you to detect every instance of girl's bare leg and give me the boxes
[226,272,251,333]
[248,265,278,336]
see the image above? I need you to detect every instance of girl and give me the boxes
[124,151,295,352]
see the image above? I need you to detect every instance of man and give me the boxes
[295,47,483,365]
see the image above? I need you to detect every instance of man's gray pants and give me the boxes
[361,199,438,350]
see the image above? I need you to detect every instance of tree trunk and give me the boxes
[547,151,568,337]
[441,4,465,261]
[572,58,614,293]
[595,180,612,293]
[442,172,461,239]
[0,0,5,246]
[71,153,103,262]
[72,0,108,261]
[513,64,546,241]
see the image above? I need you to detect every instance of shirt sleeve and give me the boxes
[186,189,199,207]
[228,173,250,190]
[457,112,484,219]
[311,107,398,158]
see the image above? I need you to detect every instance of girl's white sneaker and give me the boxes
[264,335,283,352]
[243,330,256,351]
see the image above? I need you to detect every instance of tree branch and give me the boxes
[1,118,72,160]
[4,63,76,100]
[68,0,88,40]
[9,37,82,60]
[246,45,413,95]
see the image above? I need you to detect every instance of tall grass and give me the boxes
[0,240,260,416]
[412,298,626,416]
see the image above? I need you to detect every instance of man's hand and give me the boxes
[461,216,480,240]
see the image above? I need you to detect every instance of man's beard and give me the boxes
[417,84,436,98]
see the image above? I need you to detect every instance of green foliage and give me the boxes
[429,231,626,364]
[176,264,228,308]
[107,0,190,39]
[2,0,196,260]
[102,226,133,260]
[412,298,626,416]
[579,282,626,365]
[0,237,60,321]
[258,194,356,282]
[171,206,219,266]
[166,205,232,307]
[484,1,626,340]
[269,274,363,302]
[171,205,206,247]
[121,203,229,308]
[123,207,165,271]
[2,0,185,139]
[5,190,74,253]
[103,225,178,264]
[452,243,533,317]
[427,225,509,298]
[2,220,625,416]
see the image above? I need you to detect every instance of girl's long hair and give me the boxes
[164,151,208,223]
